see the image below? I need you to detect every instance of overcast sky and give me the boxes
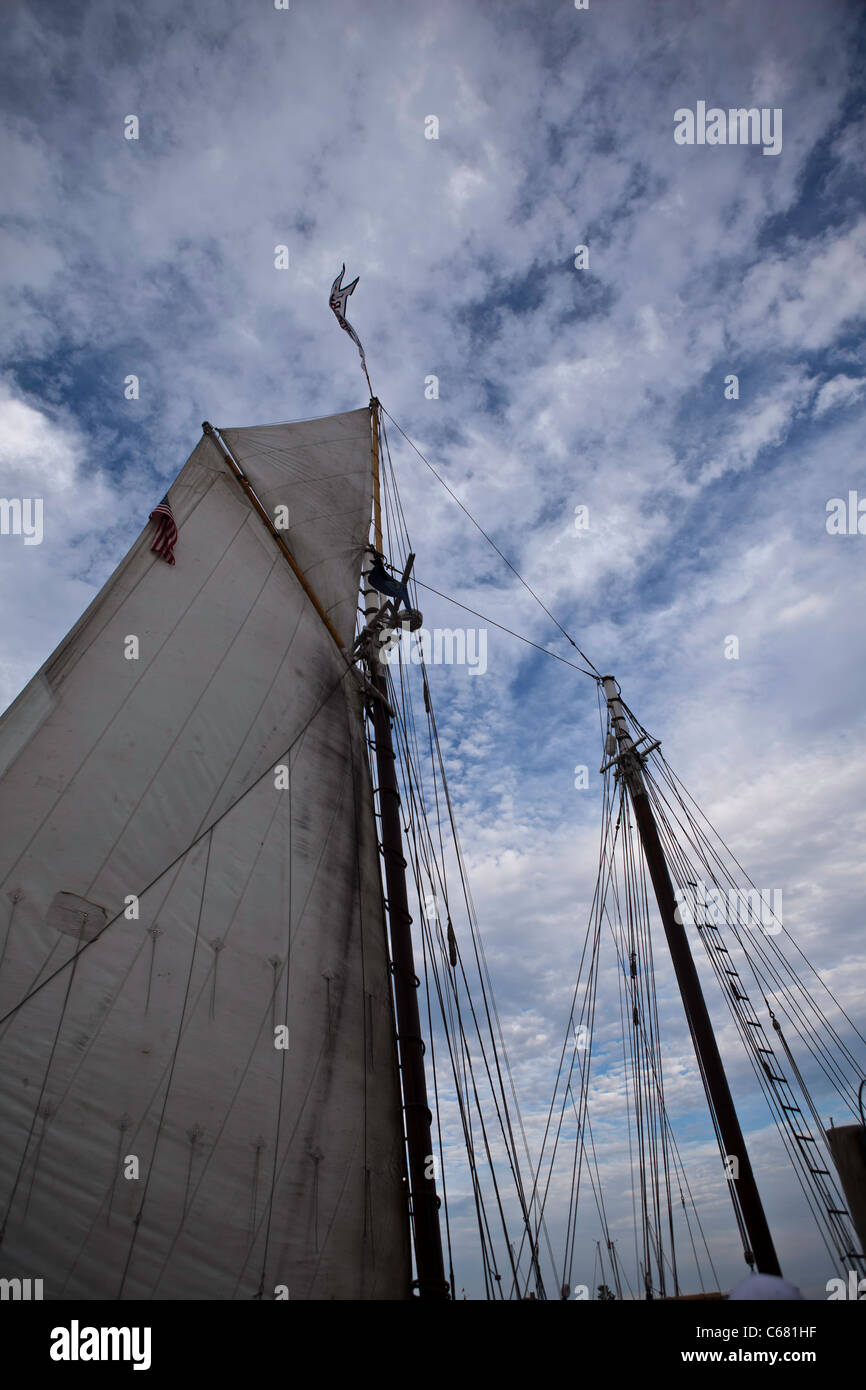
[2,0,865,1300]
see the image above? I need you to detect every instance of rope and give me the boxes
[380,408,602,677]
[411,578,598,678]
[375,441,553,1295]
[117,827,214,1297]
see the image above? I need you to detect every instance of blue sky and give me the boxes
[2,0,866,1299]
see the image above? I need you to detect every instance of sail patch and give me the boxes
[45,891,107,941]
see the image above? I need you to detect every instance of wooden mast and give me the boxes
[602,674,782,1281]
[364,398,449,1298]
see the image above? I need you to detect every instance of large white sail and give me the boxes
[0,407,410,1299]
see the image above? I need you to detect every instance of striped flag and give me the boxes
[149,496,177,565]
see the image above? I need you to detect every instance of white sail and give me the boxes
[0,407,410,1299]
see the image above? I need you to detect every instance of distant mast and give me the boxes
[602,675,782,1280]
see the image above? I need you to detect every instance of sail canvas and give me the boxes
[0,407,410,1299]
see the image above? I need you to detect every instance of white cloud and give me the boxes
[813,373,866,417]
[0,382,120,708]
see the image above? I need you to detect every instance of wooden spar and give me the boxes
[201,422,346,652]
[602,674,783,1281]
[361,400,448,1298]
[370,398,383,551]
[368,662,449,1299]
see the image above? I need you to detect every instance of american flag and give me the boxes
[149,496,177,565]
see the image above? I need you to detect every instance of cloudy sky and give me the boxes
[2,0,865,1300]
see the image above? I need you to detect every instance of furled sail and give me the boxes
[0,407,410,1299]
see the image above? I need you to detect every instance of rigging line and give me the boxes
[559,964,599,1295]
[632,800,680,1295]
[562,887,607,1278]
[417,862,458,1300]
[663,882,859,1125]
[380,407,602,677]
[397,723,541,1297]
[663,1113,721,1292]
[620,778,754,1265]
[641,749,864,1081]
[411,874,502,1296]
[642,763,864,1115]
[381,655,495,1288]
[651,801,858,1273]
[625,815,658,1290]
[654,816,828,1172]
[381,443,575,1294]
[522,834,617,1284]
[616,922,643,1293]
[0,664,355,1031]
[404,777,530,1270]
[412,891,498,1296]
[527,784,621,1242]
[621,797,655,1289]
[706,906,861,1118]
[617,906,723,1299]
[391,627,551,1287]
[636,726,866,1058]
[622,719,864,1114]
[381,431,562,1285]
[0,938,64,1048]
[639,867,681,1301]
[562,923,605,1293]
[580,1100,624,1298]
[414,900,502,1297]
[390,665,519,1294]
[594,770,645,1295]
[694,945,849,1272]
[0,923,85,1243]
[117,826,214,1299]
[416,660,553,1282]
[411,579,598,678]
[533,732,622,1237]
[679,1185,707,1295]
